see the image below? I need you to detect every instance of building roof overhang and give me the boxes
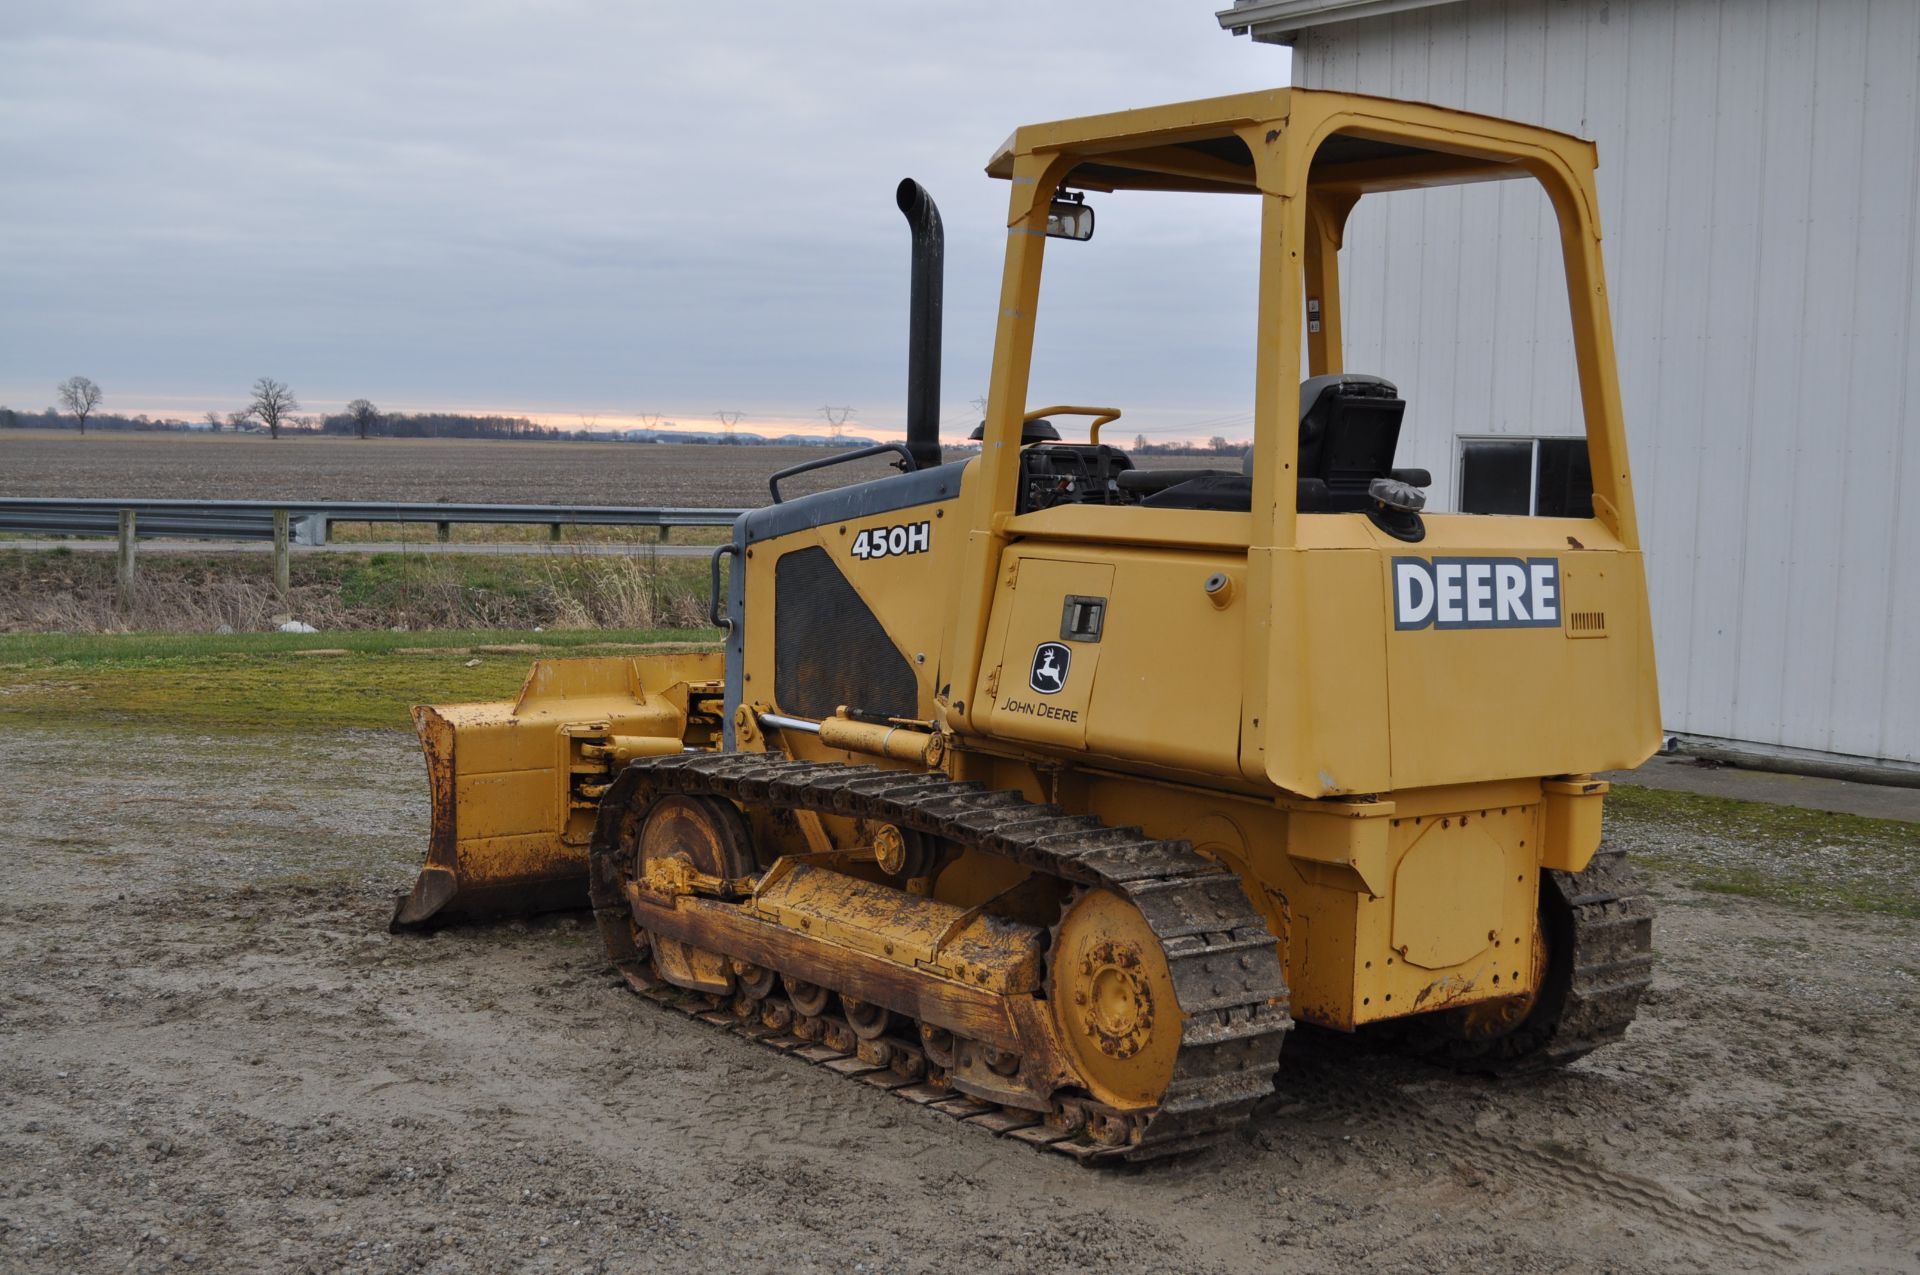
[1215,0,1466,45]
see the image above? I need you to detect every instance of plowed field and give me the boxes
[0,432,920,507]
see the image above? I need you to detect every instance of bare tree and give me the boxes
[202,409,224,433]
[227,409,254,431]
[344,398,381,439]
[248,378,297,439]
[1133,433,1148,452]
[56,376,102,435]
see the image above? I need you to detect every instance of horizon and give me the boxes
[2,395,1260,447]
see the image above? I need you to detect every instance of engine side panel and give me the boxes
[730,460,972,732]
[726,460,970,742]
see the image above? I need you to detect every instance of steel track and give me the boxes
[589,752,1294,1163]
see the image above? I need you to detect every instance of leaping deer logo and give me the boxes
[1029,642,1071,695]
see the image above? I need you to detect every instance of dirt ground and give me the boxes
[2,723,1916,1274]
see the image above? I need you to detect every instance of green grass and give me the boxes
[1607,783,1920,919]
[0,628,717,732]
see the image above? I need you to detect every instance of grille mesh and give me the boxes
[774,546,918,720]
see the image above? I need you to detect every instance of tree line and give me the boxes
[1127,432,1256,457]
[4,376,563,440]
[12,376,1254,451]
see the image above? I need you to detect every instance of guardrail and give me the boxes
[0,497,752,604]
[0,498,748,546]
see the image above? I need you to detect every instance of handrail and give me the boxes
[1023,405,1123,445]
[766,442,917,504]
[708,543,740,632]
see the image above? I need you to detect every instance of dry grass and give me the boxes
[539,552,709,630]
[0,547,710,635]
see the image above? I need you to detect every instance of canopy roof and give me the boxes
[985,87,1591,198]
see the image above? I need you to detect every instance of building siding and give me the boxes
[1290,0,1920,764]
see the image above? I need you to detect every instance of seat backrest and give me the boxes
[1296,374,1404,512]
[970,418,1061,444]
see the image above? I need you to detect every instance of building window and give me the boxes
[1456,437,1593,517]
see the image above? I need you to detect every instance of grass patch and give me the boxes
[0,628,716,731]
[1608,783,1920,919]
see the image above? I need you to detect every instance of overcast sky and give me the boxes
[0,3,1289,441]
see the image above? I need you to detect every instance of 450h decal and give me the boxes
[851,520,930,561]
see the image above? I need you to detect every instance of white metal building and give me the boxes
[1218,0,1920,771]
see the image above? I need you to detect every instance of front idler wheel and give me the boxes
[1047,889,1182,1113]
[592,789,754,997]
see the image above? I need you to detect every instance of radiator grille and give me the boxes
[774,546,919,720]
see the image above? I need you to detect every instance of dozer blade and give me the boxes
[390,653,724,931]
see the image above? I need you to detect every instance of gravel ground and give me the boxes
[1,724,1916,1274]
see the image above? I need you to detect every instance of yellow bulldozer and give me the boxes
[392,87,1660,1162]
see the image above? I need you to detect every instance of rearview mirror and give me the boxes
[1045,197,1094,242]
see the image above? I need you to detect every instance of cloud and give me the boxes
[0,1,1288,438]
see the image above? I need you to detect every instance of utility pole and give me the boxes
[818,405,856,441]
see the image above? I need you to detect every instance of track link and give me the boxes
[1535,846,1657,1066]
[589,752,1292,1162]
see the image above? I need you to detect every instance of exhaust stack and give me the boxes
[895,179,945,472]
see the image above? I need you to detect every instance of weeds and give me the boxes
[0,548,712,634]
[541,551,709,630]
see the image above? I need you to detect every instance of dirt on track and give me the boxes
[1,724,1916,1275]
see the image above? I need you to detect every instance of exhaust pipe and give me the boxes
[895,178,945,472]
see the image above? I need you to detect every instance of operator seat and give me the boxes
[969,419,1061,444]
[1292,373,1406,512]
[1140,374,1415,512]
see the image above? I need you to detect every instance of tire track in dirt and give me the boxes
[1270,1053,1795,1264]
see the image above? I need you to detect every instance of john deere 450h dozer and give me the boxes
[392,88,1659,1162]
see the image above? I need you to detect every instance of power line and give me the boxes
[818,405,856,440]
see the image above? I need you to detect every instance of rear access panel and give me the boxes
[983,556,1112,751]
